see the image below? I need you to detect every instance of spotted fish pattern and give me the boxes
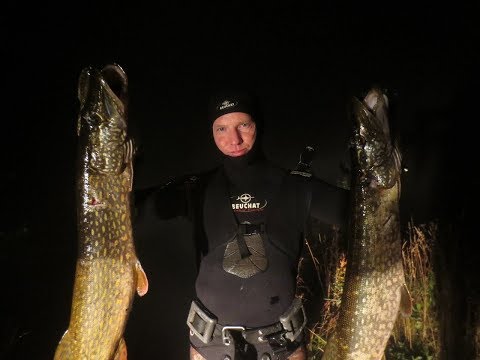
[322,88,412,360]
[54,64,148,360]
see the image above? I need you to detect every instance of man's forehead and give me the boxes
[213,112,254,125]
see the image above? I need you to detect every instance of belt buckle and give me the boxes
[240,222,265,236]
[279,298,307,341]
[221,326,245,346]
[186,300,217,344]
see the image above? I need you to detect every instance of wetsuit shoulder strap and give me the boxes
[288,145,316,214]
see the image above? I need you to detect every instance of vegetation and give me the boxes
[296,220,441,359]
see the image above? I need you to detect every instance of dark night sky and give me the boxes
[1,3,479,359]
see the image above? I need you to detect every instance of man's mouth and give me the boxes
[229,149,247,157]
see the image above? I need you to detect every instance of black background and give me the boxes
[2,3,478,359]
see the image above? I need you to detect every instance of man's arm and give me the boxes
[309,177,349,226]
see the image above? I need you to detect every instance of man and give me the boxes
[135,89,349,359]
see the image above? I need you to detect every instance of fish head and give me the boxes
[77,64,130,174]
[351,88,400,188]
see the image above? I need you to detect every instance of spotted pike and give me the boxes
[322,88,412,359]
[54,64,148,360]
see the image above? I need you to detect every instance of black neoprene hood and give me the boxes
[208,89,258,124]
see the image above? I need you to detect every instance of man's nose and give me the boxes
[228,129,243,145]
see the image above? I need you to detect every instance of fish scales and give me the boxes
[54,64,148,360]
[322,89,411,360]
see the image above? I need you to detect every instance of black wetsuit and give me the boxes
[133,143,348,358]
[197,153,347,328]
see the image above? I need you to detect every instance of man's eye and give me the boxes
[216,127,226,132]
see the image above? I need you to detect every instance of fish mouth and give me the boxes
[364,88,389,112]
[352,88,390,144]
[101,64,128,105]
[359,88,390,137]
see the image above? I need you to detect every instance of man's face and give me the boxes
[212,112,257,157]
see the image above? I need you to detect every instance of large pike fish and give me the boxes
[322,88,412,359]
[54,64,149,359]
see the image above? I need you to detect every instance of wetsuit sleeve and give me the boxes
[131,180,191,258]
[309,176,349,227]
[132,175,208,273]
[133,181,189,223]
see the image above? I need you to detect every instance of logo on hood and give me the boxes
[218,100,237,111]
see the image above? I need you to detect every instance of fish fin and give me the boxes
[113,337,128,360]
[54,329,72,360]
[124,138,135,191]
[399,283,413,317]
[135,260,149,296]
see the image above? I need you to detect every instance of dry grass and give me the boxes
[386,221,440,359]
[297,219,440,359]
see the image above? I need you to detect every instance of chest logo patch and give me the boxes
[231,193,267,212]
